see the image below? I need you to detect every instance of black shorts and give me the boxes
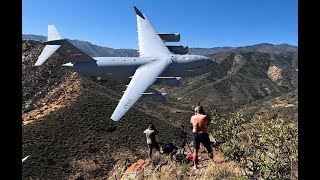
[148,143,160,151]
[192,132,212,153]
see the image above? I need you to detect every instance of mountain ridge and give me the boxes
[22,34,297,56]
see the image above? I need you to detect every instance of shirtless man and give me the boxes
[190,106,213,169]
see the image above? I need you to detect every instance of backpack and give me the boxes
[162,143,178,155]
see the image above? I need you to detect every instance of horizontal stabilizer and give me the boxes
[34,45,61,66]
[22,155,30,163]
[34,25,95,66]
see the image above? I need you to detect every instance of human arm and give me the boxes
[206,116,211,126]
[189,117,194,129]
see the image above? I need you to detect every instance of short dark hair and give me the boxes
[195,106,206,115]
[148,123,155,129]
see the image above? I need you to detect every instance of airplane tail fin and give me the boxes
[48,25,63,41]
[34,25,62,66]
[34,25,94,66]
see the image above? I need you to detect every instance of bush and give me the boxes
[208,111,298,179]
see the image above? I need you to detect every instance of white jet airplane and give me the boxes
[34,6,218,121]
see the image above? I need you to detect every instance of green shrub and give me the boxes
[208,111,298,179]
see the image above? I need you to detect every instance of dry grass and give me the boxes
[67,159,100,180]
[118,150,242,180]
[72,159,98,173]
[142,160,241,180]
[200,162,241,180]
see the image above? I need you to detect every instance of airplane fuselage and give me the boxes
[63,54,216,81]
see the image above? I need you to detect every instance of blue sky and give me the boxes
[22,0,297,49]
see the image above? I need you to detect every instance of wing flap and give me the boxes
[35,45,61,66]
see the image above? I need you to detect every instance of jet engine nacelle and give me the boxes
[163,77,182,86]
[158,33,180,42]
[166,45,188,55]
[143,93,167,102]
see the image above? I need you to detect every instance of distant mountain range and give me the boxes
[22,34,139,57]
[22,34,297,57]
[189,43,297,55]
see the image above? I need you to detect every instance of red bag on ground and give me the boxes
[186,153,193,159]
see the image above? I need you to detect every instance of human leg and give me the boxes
[148,144,153,159]
[201,133,213,159]
[192,148,199,169]
[154,142,160,152]
[192,133,201,169]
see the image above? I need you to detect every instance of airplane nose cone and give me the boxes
[62,62,74,68]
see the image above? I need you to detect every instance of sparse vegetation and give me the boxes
[209,110,298,179]
[136,155,241,180]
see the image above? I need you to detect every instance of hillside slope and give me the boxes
[239,89,298,121]
[166,51,298,112]
[22,40,191,179]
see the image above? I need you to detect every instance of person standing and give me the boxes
[143,123,160,159]
[190,106,213,169]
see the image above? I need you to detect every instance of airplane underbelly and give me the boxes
[98,66,138,80]
[162,63,199,77]
[73,62,138,81]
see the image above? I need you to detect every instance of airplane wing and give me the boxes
[111,59,169,121]
[110,7,174,121]
[134,6,172,57]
